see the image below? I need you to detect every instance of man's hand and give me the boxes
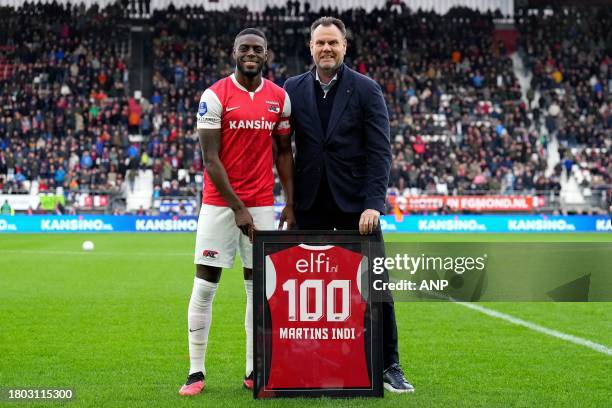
[359,209,380,235]
[234,207,255,243]
[278,204,296,230]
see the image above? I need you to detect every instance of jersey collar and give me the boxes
[299,244,334,250]
[230,73,264,94]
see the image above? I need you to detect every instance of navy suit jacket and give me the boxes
[284,64,391,214]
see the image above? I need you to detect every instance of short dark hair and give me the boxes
[310,16,346,38]
[234,28,267,47]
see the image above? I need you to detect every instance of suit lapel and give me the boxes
[325,66,353,139]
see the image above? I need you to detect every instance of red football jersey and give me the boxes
[196,74,291,207]
[264,244,371,389]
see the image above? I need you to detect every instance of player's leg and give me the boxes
[180,265,220,396]
[242,266,254,389]
[188,266,221,374]
[180,205,238,396]
[238,206,275,390]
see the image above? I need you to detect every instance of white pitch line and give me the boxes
[456,301,612,356]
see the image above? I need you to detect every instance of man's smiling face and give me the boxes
[310,24,347,72]
[233,34,267,78]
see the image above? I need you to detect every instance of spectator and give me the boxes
[1,200,14,215]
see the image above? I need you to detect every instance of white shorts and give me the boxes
[194,204,275,269]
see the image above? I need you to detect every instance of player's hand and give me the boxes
[234,207,255,243]
[359,209,380,235]
[278,204,296,230]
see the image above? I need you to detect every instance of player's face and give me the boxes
[233,35,267,78]
[310,24,347,72]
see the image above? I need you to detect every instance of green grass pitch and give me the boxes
[1,233,611,407]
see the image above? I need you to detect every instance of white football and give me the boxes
[82,240,95,251]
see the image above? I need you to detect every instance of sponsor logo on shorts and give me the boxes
[202,249,219,259]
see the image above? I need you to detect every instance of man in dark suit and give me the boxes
[283,16,414,393]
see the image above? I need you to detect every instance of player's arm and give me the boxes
[199,128,254,238]
[274,92,296,230]
[274,133,295,230]
[196,89,254,238]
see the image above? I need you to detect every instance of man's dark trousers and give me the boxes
[295,171,400,369]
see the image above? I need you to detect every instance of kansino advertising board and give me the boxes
[0,215,609,233]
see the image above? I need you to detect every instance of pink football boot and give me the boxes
[243,372,254,390]
[179,372,205,396]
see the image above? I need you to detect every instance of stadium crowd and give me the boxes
[0,1,131,201]
[517,7,610,200]
[0,1,609,213]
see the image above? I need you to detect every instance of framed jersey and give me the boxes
[253,231,383,398]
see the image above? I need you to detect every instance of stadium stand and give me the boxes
[517,6,610,211]
[0,0,609,215]
[0,1,131,212]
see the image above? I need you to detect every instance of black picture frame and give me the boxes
[252,230,384,398]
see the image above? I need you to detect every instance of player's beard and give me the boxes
[237,63,262,79]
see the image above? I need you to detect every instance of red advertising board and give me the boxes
[76,194,110,209]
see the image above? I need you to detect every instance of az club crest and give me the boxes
[268,104,280,113]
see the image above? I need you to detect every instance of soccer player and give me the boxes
[179,28,295,396]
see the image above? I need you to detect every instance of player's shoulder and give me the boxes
[202,76,235,104]
[262,78,288,99]
[263,78,285,92]
[204,76,233,97]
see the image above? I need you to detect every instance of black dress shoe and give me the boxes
[383,363,415,393]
